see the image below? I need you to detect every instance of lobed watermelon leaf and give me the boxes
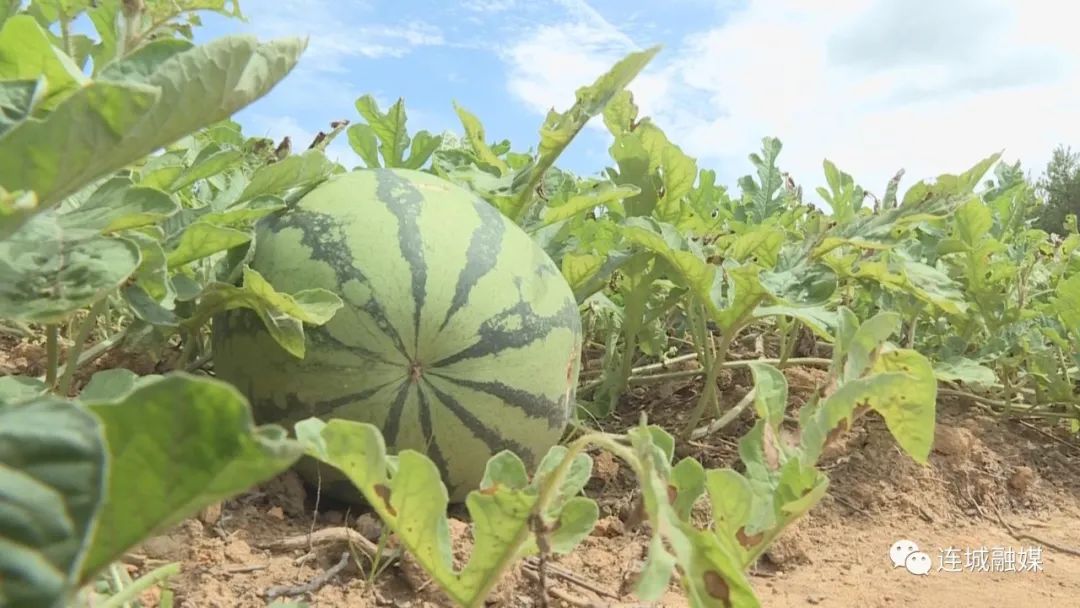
[296,418,598,608]
[626,424,760,607]
[348,94,443,170]
[510,45,660,223]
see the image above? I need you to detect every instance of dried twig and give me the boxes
[224,563,269,574]
[689,388,757,441]
[829,493,871,518]
[523,558,619,599]
[1013,418,1080,456]
[259,526,380,557]
[265,551,352,600]
[522,568,601,608]
[993,505,1080,558]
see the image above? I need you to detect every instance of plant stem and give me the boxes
[627,357,832,385]
[98,562,180,608]
[42,327,128,384]
[681,324,738,440]
[57,298,107,396]
[689,388,757,440]
[579,355,832,392]
[0,322,29,337]
[905,317,917,348]
[45,325,60,386]
[58,10,74,57]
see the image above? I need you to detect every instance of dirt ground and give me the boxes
[108,363,1080,608]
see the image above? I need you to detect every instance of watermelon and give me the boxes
[211,168,582,502]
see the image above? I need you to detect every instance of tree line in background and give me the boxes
[1036,144,1080,235]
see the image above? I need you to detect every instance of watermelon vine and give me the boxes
[1,2,1077,608]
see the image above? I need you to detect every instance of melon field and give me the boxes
[2,3,1079,608]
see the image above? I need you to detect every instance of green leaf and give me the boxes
[627,425,760,607]
[933,358,998,388]
[402,130,442,170]
[729,227,784,267]
[620,217,720,315]
[96,38,194,82]
[0,78,44,136]
[123,283,179,327]
[454,102,509,175]
[0,188,40,239]
[0,34,306,211]
[748,363,787,424]
[0,375,47,405]
[511,46,660,222]
[346,123,381,168]
[802,350,936,465]
[1052,273,1080,335]
[165,220,251,268]
[842,311,901,382]
[868,349,937,462]
[705,468,753,544]
[953,198,992,247]
[534,182,639,229]
[297,418,596,607]
[0,15,87,110]
[186,266,343,358]
[165,148,245,193]
[354,95,410,167]
[199,195,285,227]
[0,214,141,323]
[235,149,336,204]
[753,304,837,339]
[78,373,303,578]
[125,231,173,304]
[57,178,178,233]
[739,137,785,223]
[79,368,161,402]
[714,264,770,330]
[0,397,106,608]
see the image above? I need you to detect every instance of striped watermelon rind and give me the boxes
[212,168,582,502]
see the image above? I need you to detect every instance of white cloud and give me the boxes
[501,0,1080,203]
[462,0,518,12]
[239,1,444,71]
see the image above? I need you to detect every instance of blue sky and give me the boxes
[190,0,1080,203]
[190,0,739,181]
